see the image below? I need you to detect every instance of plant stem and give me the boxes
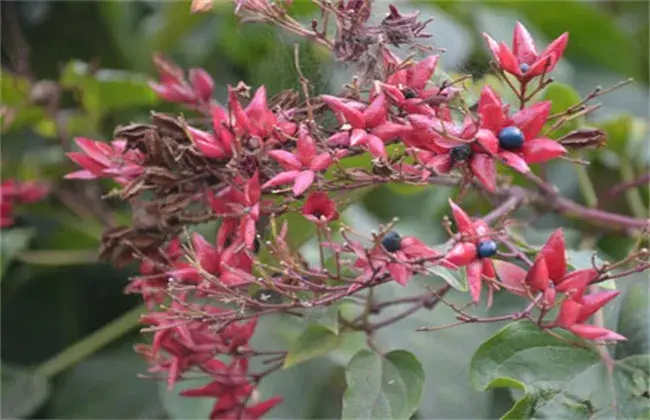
[620,158,648,218]
[34,304,145,378]
[575,163,598,208]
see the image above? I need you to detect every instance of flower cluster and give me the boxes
[493,230,624,341]
[137,298,282,419]
[0,178,49,228]
[62,3,649,418]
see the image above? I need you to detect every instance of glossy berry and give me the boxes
[476,240,498,258]
[381,230,402,253]
[498,126,525,150]
[450,144,473,162]
[520,63,530,73]
[402,88,418,99]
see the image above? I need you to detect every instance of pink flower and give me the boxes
[407,115,500,192]
[350,231,444,289]
[482,21,569,81]
[150,54,215,105]
[263,124,338,196]
[477,86,566,174]
[445,200,498,303]
[228,85,297,142]
[65,138,143,184]
[209,172,265,250]
[322,93,411,159]
[302,192,339,225]
[190,105,235,159]
[379,53,456,119]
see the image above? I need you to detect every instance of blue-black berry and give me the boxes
[520,63,530,73]
[402,88,418,99]
[476,240,498,258]
[450,144,473,163]
[498,126,525,150]
[381,230,402,253]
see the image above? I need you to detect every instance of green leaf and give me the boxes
[597,115,649,170]
[0,227,35,278]
[0,73,47,133]
[17,250,98,266]
[542,83,582,135]
[428,265,467,292]
[385,183,429,196]
[60,60,158,118]
[566,249,615,289]
[342,349,424,419]
[303,301,353,335]
[48,339,164,419]
[470,320,650,418]
[1,363,51,418]
[615,274,650,359]
[284,325,342,369]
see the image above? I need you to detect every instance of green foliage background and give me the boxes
[1,1,648,418]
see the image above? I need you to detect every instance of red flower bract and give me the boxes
[445,200,497,304]
[302,191,339,225]
[477,86,567,173]
[482,21,569,82]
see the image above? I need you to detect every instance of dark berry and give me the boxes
[450,144,473,162]
[381,230,402,253]
[520,63,530,73]
[402,88,418,99]
[498,126,525,150]
[476,240,498,258]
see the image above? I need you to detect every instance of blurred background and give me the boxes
[1,0,648,418]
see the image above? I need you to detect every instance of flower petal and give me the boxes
[297,124,317,164]
[493,260,527,296]
[467,260,484,303]
[321,95,366,129]
[350,128,368,147]
[370,122,412,141]
[512,22,539,64]
[576,290,620,324]
[409,54,438,90]
[478,86,507,133]
[388,262,410,286]
[521,138,567,163]
[499,151,531,173]
[363,93,387,128]
[539,229,566,283]
[554,299,581,328]
[470,154,497,191]
[475,128,499,154]
[498,43,521,77]
[568,324,626,341]
[262,170,300,189]
[449,199,476,236]
[445,242,477,267]
[511,101,551,140]
[538,32,569,72]
[267,150,303,171]
[426,154,453,174]
[310,153,334,172]
[555,268,598,298]
[292,170,315,196]
[481,33,500,60]
[365,134,387,159]
[526,254,550,292]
